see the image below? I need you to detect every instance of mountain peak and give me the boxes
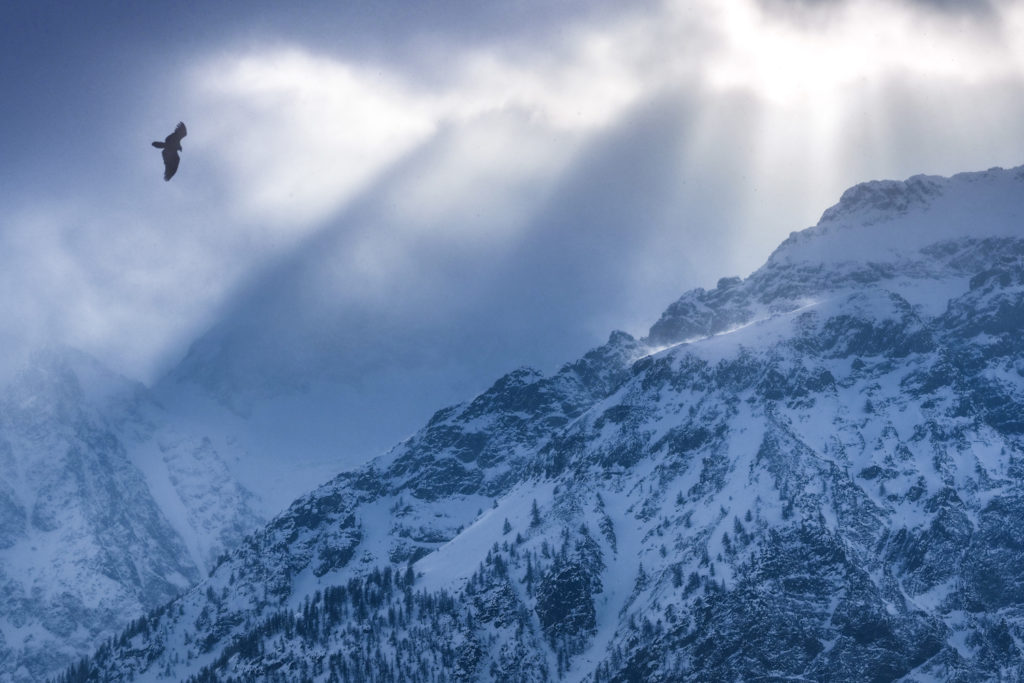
[767,165,1024,268]
[819,173,945,224]
[648,165,1024,349]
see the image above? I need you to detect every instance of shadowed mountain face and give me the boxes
[55,165,1024,682]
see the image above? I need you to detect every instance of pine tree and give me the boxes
[524,556,535,595]
[635,562,648,592]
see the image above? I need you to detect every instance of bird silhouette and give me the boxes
[152,122,187,181]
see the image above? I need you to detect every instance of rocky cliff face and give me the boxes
[52,165,1024,681]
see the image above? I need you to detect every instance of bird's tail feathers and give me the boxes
[152,141,165,148]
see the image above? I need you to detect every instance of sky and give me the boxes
[3,0,1024,459]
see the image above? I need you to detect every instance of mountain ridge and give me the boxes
[22,162,1024,682]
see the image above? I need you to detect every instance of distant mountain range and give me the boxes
[6,164,1024,682]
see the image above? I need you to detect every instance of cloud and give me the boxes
[185,11,665,232]
[173,0,1024,333]
[757,0,999,14]
[191,50,437,231]
[705,0,1021,104]
[4,0,1024,416]
[187,0,1024,242]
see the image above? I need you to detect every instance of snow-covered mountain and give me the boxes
[0,347,276,682]
[0,349,195,680]
[47,164,1024,681]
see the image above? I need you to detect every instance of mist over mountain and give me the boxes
[157,94,749,467]
[23,163,1024,682]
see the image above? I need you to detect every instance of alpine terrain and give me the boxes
[0,347,342,679]
[43,164,1024,681]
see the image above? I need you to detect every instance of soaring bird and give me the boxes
[152,122,187,181]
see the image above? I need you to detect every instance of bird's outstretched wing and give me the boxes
[162,147,180,181]
[165,121,187,146]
